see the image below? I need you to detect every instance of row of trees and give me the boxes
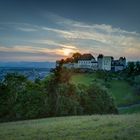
[58,52,82,64]
[0,66,118,122]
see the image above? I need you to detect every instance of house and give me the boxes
[111,57,126,71]
[77,54,98,70]
[60,53,126,72]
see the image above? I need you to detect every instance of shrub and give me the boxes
[78,84,118,114]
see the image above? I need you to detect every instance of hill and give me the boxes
[70,73,140,107]
[0,114,140,140]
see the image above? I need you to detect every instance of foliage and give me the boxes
[71,72,140,106]
[124,64,140,95]
[77,84,118,114]
[55,83,83,116]
[0,69,118,122]
[72,52,82,62]
[126,61,140,76]
[133,75,140,95]
[0,73,28,119]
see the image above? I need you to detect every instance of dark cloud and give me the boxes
[0,0,140,61]
[1,0,140,31]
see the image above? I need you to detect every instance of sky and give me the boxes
[0,0,140,62]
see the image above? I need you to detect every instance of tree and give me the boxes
[133,75,140,95]
[127,62,135,76]
[0,73,28,120]
[42,74,58,116]
[0,68,118,122]
[72,52,82,62]
[135,61,140,74]
[77,84,118,114]
[55,83,83,116]
[64,57,74,63]
[15,81,49,119]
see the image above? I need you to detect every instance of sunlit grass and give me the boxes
[0,114,139,140]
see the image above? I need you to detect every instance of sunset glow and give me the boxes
[0,0,140,61]
[62,48,76,56]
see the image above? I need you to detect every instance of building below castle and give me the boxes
[61,53,126,72]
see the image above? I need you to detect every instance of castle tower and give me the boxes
[97,54,103,70]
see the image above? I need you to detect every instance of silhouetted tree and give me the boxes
[72,52,82,62]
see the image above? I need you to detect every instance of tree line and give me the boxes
[0,65,118,122]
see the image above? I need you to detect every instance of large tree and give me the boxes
[72,52,82,62]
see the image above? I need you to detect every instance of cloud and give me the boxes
[0,45,65,61]
[0,22,40,32]
[51,17,140,60]
[0,45,60,55]
[0,15,140,61]
[70,23,138,35]
[33,39,78,49]
[0,44,78,59]
[41,27,72,36]
[17,27,38,32]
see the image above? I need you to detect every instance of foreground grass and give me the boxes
[70,73,140,106]
[0,114,140,140]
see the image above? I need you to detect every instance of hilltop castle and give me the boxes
[58,53,126,72]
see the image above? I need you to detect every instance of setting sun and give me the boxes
[63,48,75,56]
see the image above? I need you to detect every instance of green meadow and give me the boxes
[70,73,140,108]
[0,114,140,140]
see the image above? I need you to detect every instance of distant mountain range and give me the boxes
[0,62,56,68]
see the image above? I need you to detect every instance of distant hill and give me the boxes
[0,62,56,68]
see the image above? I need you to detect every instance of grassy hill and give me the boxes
[108,80,139,106]
[70,73,140,107]
[0,114,140,140]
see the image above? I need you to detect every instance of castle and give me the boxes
[60,53,126,72]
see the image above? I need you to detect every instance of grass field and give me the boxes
[0,114,140,140]
[70,73,97,86]
[70,73,140,107]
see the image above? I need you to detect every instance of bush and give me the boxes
[78,84,118,114]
